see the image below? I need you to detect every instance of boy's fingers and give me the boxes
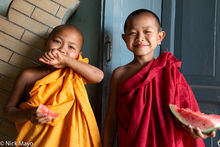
[187,126,203,139]
[51,50,58,58]
[41,55,50,62]
[37,118,47,124]
[55,51,63,61]
[40,57,50,65]
[209,131,216,138]
[32,113,51,124]
[39,57,47,63]
[36,112,47,117]
[185,125,199,138]
[188,125,195,134]
[195,128,217,139]
[44,52,53,61]
[194,127,207,139]
[47,50,56,60]
[38,117,51,124]
[185,125,216,139]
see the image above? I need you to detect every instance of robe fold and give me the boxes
[16,56,101,147]
[116,52,205,147]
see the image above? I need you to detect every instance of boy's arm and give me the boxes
[3,70,51,124]
[39,50,104,83]
[64,56,104,83]
[3,70,30,122]
[104,70,119,147]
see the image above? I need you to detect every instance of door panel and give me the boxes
[176,0,215,77]
[174,0,220,146]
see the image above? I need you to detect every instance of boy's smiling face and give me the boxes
[45,26,83,59]
[122,13,165,57]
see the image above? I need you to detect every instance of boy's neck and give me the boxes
[133,55,154,66]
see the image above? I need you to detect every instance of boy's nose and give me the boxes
[136,32,145,41]
[58,45,67,54]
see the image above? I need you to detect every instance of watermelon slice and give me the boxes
[169,104,220,133]
[37,104,59,119]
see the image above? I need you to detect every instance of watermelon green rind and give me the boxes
[169,104,189,126]
[169,104,220,134]
[200,119,220,133]
[202,125,220,134]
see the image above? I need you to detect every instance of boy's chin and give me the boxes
[133,50,155,57]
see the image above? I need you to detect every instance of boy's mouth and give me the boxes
[134,44,148,48]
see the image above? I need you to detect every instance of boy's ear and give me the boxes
[122,34,126,41]
[77,51,82,60]
[157,31,166,45]
[78,51,82,57]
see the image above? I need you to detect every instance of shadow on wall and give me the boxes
[0,0,80,141]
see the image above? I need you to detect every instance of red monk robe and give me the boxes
[116,52,205,147]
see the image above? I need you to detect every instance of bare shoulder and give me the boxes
[20,67,37,77]
[4,67,43,107]
[18,66,49,85]
[111,66,126,82]
[19,67,39,80]
[111,64,133,85]
[112,62,139,85]
[17,68,34,83]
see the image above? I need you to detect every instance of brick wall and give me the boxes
[0,0,80,141]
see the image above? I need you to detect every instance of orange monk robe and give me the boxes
[15,56,101,147]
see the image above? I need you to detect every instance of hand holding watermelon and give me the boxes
[183,124,216,139]
[29,104,59,124]
[169,104,220,139]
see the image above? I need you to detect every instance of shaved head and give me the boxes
[124,9,161,33]
[48,24,84,49]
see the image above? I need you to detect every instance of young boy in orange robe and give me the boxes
[4,24,103,147]
[104,9,215,147]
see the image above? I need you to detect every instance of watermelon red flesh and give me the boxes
[169,104,220,133]
[37,104,59,119]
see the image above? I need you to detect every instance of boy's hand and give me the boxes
[183,124,216,139]
[39,49,68,68]
[28,108,52,124]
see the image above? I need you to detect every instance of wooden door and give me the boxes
[162,0,220,146]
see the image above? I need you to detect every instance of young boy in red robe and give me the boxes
[104,9,215,147]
